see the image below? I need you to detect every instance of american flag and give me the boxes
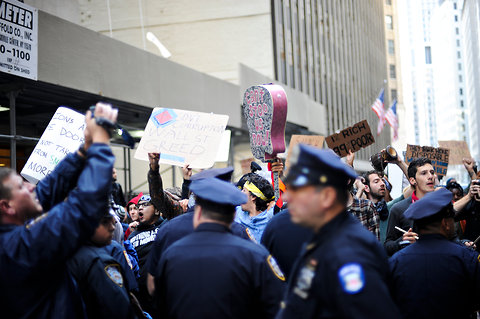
[385,100,399,141]
[371,89,385,135]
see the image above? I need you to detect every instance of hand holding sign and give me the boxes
[135,108,229,168]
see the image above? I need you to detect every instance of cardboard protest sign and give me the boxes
[438,140,471,165]
[243,84,287,162]
[134,108,229,169]
[325,120,375,157]
[405,144,450,178]
[21,107,85,184]
[286,135,325,169]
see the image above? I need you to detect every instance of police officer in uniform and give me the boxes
[389,187,480,319]
[146,167,250,296]
[153,177,285,319]
[0,103,117,318]
[277,144,401,319]
[261,208,313,280]
[68,211,141,319]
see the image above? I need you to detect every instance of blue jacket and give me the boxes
[154,222,285,319]
[68,242,138,319]
[389,234,480,319]
[147,209,251,277]
[0,144,114,318]
[277,211,401,319]
[261,209,313,280]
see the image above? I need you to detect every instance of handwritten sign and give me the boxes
[134,108,229,168]
[405,144,450,178]
[21,107,85,184]
[243,84,287,162]
[286,135,325,170]
[438,140,471,165]
[325,120,375,157]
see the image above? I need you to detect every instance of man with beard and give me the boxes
[362,171,389,241]
[389,188,480,318]
[384,158,436,256]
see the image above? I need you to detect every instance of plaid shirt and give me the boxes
[348,196,380,240]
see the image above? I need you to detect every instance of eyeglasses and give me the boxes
[138,202,153,208]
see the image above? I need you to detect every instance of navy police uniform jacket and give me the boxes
[0,144,114,318]
[68,242,138,319]
[261,209,313,280]
[277,211,401,319]
[146,209,250,277]
[389,234,480,319]
[154,222,286,319]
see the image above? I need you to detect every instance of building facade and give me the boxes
[461,0,480,162]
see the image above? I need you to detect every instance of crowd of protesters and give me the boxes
[1,104,480,318]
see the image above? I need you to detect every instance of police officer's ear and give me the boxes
[316,186,337,209]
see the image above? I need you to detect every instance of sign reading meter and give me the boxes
[0,0,38,80]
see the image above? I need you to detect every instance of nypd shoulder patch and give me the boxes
[338,263,364,294]
[105,264,124,287]
[245,228,257,243]
[267,255,285,281]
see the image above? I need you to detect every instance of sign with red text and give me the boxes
[134,108,229,168]
[405,144,450,178]
[325,120,375,157]
[21,107,85,183]
[0,0,38,80]
[243,84,287,161]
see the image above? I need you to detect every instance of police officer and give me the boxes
[153,177,285,319]
[145,167,250,296]
[389,188,480,319]
[277,144,401,319]
[68,211,141,319]
[261,208,313,280]
[0,103,117,318]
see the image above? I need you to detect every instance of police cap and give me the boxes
[285,144,357,188]
[190,177,247,207]
[190,167,234,182]
[403,187,453,220]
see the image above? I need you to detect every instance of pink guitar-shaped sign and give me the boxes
[243,84,288,200]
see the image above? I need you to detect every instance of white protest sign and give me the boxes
[134,108,229,168]
[215,130,231,163]
[0,1,38,80]
[21,107,85,184]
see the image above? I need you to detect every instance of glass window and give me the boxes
[457,51,461,59]
[458,63,462,70]
[456,27,459,35]
[460,100,464,107]
[386,0,392,5]
[460,88,463,95]
[455,15,458,22]
[454,3,457,10]
[385,15,393,30]
[389,64,396,79]
[388,40,395,55]
[391,89,397,101]
[459,75,463,82]
[425,46,432,64]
